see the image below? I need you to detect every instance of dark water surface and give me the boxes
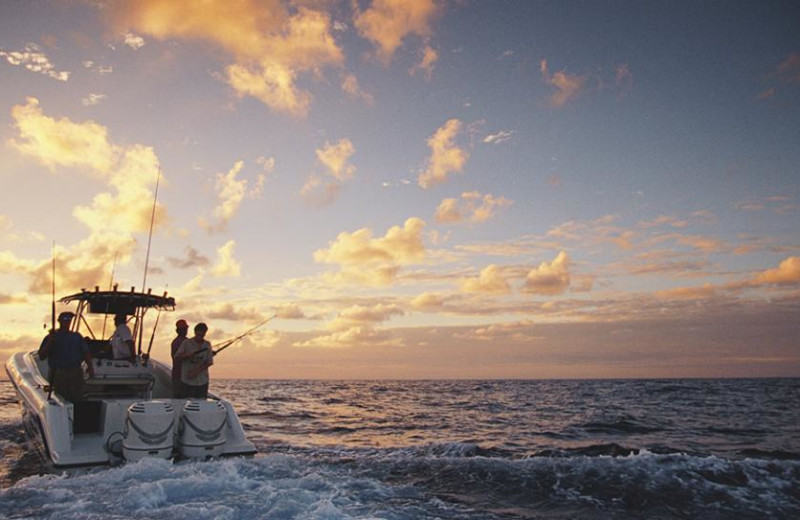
[1,378,799,519]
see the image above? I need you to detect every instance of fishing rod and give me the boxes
[213,314,277,356]
[101,252,118,339]
[189,315,277,359]
[142,285,168,366]
[138,166,161,357]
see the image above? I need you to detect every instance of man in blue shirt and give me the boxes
[38,312,95,402]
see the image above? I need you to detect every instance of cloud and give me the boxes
[123,32,145,49]
[0,43,70,81]
[316,138,356,181]
[776,53,800,84]
[110,1,343,117]
[247,155,275,198]
[314,218,426,286]
[483,130,514,144]
[410,292,445,310]
[10,101,164,235]
[410,44,438,78]
[200,160,248,233]
[315,217,426,266]
[655,283,717,300]
[299,174,341,207]
[295,325,402,349]
[83,60,113,75]
[459,264,512,294]
[523,251,571,295]
[753,256,800,285]
[353,0,440,65]
[26,234,138,295]
[638,215,688,229]
[418,119,469,188]
[614,63,632,98]
[205,302,261,322]
[167,247,210,269]
[275,304,307,320]
[758,53,800,100]
[211,240,241,277]
[301,139,356,205]
[9,97,117,173]
[82,93,107,106]
[328,303,404,331]
[72,146,165,234]
[435,191,513,224]
[540,59,588,107]
[341,73,374,105]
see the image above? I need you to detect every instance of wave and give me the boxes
[573,414,664,435]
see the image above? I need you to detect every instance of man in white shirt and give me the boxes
[110,313,136,363]
[175,322,214,398]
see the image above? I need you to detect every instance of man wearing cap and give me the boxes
[38,312,95,402]
[171,319,189,398]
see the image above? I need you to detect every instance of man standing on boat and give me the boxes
[171,319,189,398]
[38,311,95,402]
[110,313,136,363]
[175,322,213,398]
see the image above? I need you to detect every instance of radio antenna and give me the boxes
[142,166,161,293]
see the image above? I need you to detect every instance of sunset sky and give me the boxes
[1,1,799,379]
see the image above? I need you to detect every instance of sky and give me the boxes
[1,0,799,380]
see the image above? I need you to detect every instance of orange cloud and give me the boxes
[315,217,426,266]
[435,191,513,224]
[299,174,342,207]
[418,119,469,188]
[753,256,800,285]
[110,1,343,116]
[410,292,445,310]
[200,160,249,233]
[523,251,571,295]
[328,303,404,331]
[353,0,440,65]
[341,73,374,105]
[459,264,511,294]
[0,44,70,81]
[314,218,426,286]
[9,97,116,173]
[655,283,717,300]
[410,44,438,78]
[211,240,241,278]
[6,99,168,293]
[540,60,588,107]
[316,138,356,181]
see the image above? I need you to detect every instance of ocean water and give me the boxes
[1,378,799,519]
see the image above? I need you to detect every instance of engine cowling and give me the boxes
[178,400,227,459]
[122,401,175,461]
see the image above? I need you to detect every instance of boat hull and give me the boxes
[5,351,256,468]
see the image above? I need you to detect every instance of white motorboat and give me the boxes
[4,287,256,468]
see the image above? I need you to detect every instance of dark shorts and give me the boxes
[53,367,85,402]
[173,379,186,399]
[183,383,209,399]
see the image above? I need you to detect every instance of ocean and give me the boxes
[1,378,798,519]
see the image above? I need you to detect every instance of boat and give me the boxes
[4,286,257,468]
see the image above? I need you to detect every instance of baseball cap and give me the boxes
[57,311,75,322]
[176,319,188,328]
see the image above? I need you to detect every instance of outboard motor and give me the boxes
[178,400,227,459]
[122,401,175,461]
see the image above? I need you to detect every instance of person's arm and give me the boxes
[38,333,54,359]
[80,337,95,378]
[175,340,193,361]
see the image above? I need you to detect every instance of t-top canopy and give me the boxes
[60,288,175,316]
